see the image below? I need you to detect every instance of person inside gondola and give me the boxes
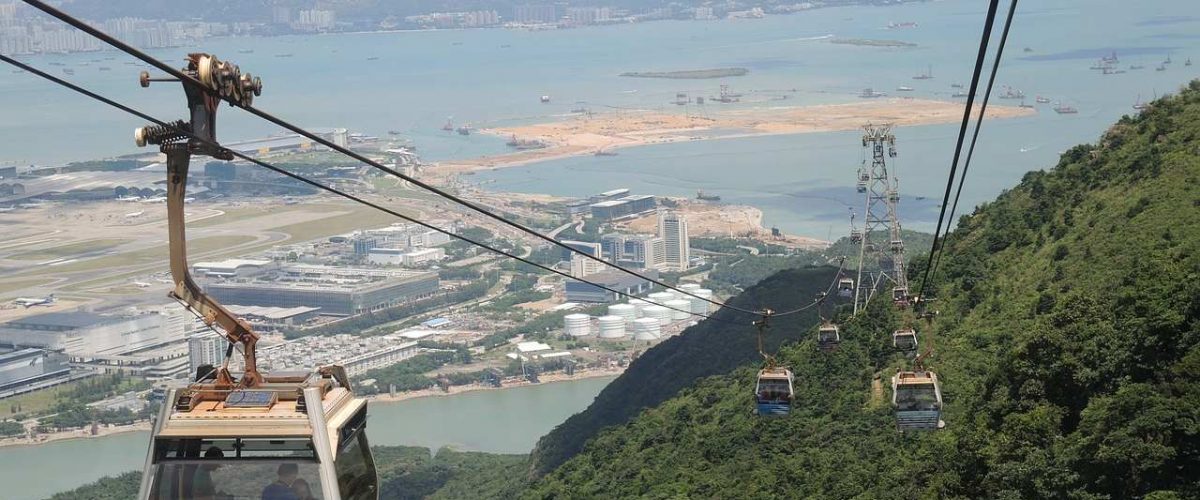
[261,463,300,500]
[292,478,317,500]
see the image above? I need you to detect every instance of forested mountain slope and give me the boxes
[529,265,847,476]
[526,82,1200,499]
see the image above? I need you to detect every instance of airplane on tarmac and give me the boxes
[13,294,55,308]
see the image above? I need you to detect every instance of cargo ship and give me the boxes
[696,190,721,202]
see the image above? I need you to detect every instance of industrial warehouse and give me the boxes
[200,261,440,316]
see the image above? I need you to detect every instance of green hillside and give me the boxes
[526,83,1200,498]
[529,265,848,476]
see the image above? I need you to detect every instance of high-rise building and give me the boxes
[623,234,665,270]
[658,211,690,271]
[600,233,626,262]
[513,4,558,24]
[187,331,226,378]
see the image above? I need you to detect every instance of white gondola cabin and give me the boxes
[893,328,918,350]
[837,278,855,298]
[817,322,841,351]
[139,370,379,499]
[754,367,794,416]
[891,370,944,430]
[892,286,910,307]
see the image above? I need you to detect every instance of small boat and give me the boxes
[275,53,294,58]
[1053,102,1077,114]
[237,49,254,54]
[952,90,969,98]
[10,69,24,74]
[540,95,551,103]
[98,66,111,71]
[387,130,402,135]
[1101,51,1119,64]
[366,56,379,61]
[1133,95,1148,111]
[896,86,915,92]
[570,107,587,113]
[887,21,918,29]
[950,83,963,88]
[594,149,618,157]
[998,86,1025,99]
[1156,64,1167,72]
[1018,99,1034,109]
[696,190,720,201]
[1035,96,1051,104]
[442,118,454,132]
[456,125,472,135]
[1023,47,1033,53]
[859,88,886,98]
[62,68,74,75]
[912,65,933,80]
[1163,55,1172,64]
[1186,58,1193,67]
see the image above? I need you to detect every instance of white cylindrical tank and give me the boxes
[690,288,714,314]
[607,303,637,325]
[648,292,675,305]
[629,298,653,316]
[665,299,692,320]
[642,305,672,326]
[633,317,661,340]
[564,313,591,337]
[597,315,626,339]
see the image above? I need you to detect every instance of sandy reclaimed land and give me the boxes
[438,98,1032,173]
[621,200,828,249]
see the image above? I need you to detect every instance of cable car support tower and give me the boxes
[853,123,909,314]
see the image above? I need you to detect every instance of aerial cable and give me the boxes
[771,256,846,317]
[0,54,730,325]
[929,0,1020,283]
[916,0,1001,301]
[18,0,748,316]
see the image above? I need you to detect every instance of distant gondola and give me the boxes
[818,322,841,351]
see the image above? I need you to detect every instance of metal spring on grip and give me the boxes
[134,120,189,147]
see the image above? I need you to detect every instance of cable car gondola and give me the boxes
[754,367,795,416]
[817,321,841,351]
[837,278,855,298]
[893,328,918,351]
[131,53,379,499]
[892,286,910,308]
[891,369,944,430]
[751,310,794,416]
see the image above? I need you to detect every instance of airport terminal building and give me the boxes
[204,264,440,316]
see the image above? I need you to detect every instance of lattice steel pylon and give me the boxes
[853,123,909,314]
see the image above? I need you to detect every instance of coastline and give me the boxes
[432,98,1035,177]
[0,368,622,449]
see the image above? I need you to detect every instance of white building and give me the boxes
[367,247,445,266]
[658,210,691,271]
[570,253,609,278]
[187,331,226,378]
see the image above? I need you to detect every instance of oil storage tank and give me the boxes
[633,317,661,340]
[564,313,591,337]
[597,315,626,339]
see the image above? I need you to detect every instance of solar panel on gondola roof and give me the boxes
[223,390,278,408]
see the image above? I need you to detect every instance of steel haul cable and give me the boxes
[916,0,1001,302]
[929,0,1020,284]
[18,0,755,316]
